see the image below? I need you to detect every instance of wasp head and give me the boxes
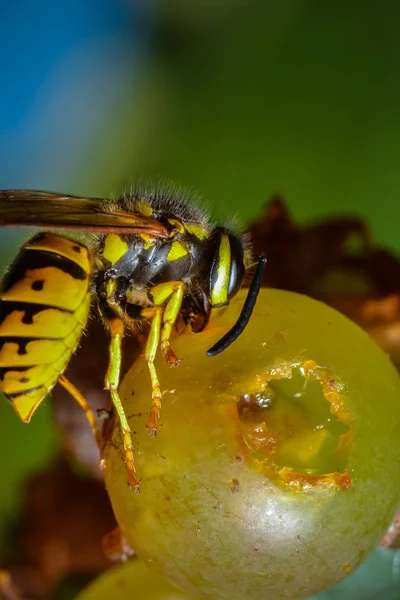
[209,228,246,308]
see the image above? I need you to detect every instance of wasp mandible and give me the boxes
[0,186,265,488]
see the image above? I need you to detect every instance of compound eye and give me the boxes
[210,231,245,307]
[228,255,245,299]
[227,236,245,299]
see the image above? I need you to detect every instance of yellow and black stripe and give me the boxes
[0,232,92,422]
[210,232,231,307]
[209,231,245,307]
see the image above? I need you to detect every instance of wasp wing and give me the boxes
[0,190,169,237]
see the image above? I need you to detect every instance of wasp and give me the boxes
[0,186,265,488]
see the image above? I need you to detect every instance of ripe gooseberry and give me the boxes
[102,289,400,600]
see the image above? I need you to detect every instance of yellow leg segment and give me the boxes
[160,282,185,366]
[141,306,163,434]
[104,318,139,490]
[58,374,101,450]
[150,281,185,366]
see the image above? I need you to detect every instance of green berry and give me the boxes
[103,289,400,599]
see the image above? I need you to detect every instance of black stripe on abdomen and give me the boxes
[6,385,44,401]
[0,336,62,355]
[0,365,35,381]
[1,249,87,293]
[0,301,73,326]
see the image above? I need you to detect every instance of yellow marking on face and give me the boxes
[167,241,188,262]
[211,233,231,306]
[185,224,208,240]
[167,218,185,234]
[103,234,128,265]
[25,234,90,272]
[136,199,153,217]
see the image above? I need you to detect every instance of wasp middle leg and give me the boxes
[140,305,163,435]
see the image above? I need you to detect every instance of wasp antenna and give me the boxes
[207,255,267,357]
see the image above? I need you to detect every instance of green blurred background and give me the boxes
[1,1,400,597]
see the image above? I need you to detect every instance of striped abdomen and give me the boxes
[0,233,92,421]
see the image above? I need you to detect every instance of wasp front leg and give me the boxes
[149,281,185,367]
[140,281,185,434]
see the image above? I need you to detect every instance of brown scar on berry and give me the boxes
[342,563,353,574]
[279,469,352,491]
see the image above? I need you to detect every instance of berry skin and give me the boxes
[103,289,400,600]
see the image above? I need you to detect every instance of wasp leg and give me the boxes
[150,281,185,367]
[104,316,139,490]
[160,281,185,366]
[58,374,102,449]
[140,306,163,434]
